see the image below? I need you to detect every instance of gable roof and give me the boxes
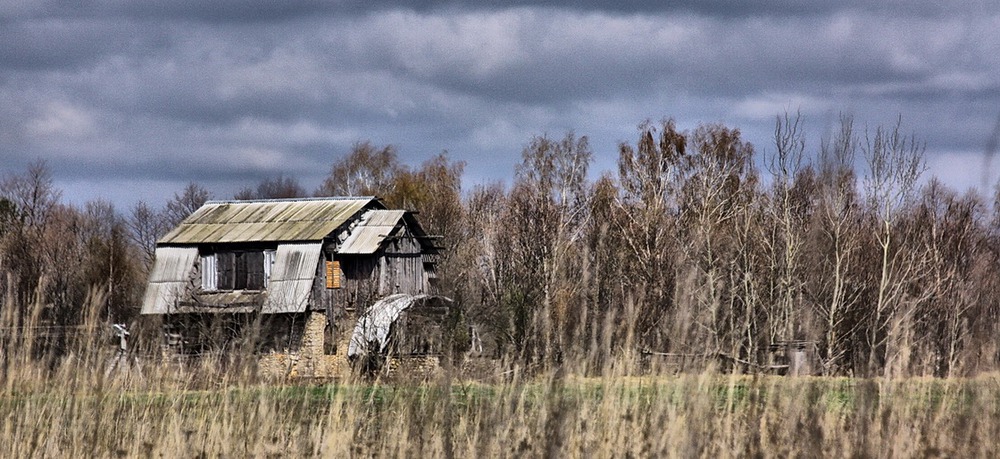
[338,209,406,255]
[158,197,380,245]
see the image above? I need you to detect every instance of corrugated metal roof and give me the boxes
[141,247,199,314]
[262,243,322,314]
[158,197,376,245]
[338,209,405,255]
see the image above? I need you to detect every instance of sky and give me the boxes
[2,1,999,210]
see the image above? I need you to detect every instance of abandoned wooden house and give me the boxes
[139,196,448,377]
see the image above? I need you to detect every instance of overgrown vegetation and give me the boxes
[3,112,1000,455]
[2,297,999,456]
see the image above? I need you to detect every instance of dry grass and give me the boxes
[3,346,1000,458]
[2,294,998,457]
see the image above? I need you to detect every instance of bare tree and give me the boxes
[678,124,757,356]
[80,200,141,323]
[461,183,513,352]
[808,115,864,374]
[862,117,925,377]
[383,153,465,235]
[0,160,61,232]
[0,198,15,237]
[0,161,63,315]
[315,141,402,197]
[235,174,306,200]
[766,112,809,343]
[615,119,686,349]
[164,182,211,228]
[127,201,169,270]
[509,131,593,362]
[906,181,984,376]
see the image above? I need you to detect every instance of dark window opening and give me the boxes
[211,250,267,291]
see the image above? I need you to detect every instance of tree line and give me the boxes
[2,114,997,377]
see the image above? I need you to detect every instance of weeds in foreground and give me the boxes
[2,344,999,457]
[2,289,997,457]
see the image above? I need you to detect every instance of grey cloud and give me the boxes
[322,10,985,105]
[10,0,989,24]
[2,0,342,23]
[297,0,996,19]
[0,18,169,70]
[2,1,999,208]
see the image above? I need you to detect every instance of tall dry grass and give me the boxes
[2,291,1000,457]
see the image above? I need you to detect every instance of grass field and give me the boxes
[3,349,999,458]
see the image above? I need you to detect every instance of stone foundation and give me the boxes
[258,311,351,380]
[256,311,502,382]
[386,355,441,380]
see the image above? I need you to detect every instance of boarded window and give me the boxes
[217,252,235,290]
[246,252,265,290]
[234,252,248,290]
[326,260,342,289]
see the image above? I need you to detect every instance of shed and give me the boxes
[140,197,442,366]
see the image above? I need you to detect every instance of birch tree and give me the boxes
[616,120,686,348]
[511,132,592,361]
[862,117,925,376]
[316,141,401,197]
[809,116,864,374]
[678,124,756,356]
[766,112,809,347]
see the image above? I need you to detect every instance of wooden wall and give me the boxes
[311,224,433,357]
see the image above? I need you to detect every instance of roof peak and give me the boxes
[204,196,378,205]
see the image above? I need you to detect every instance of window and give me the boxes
[201,254,217,290]
[263,249,275,288]
[201,249,276,291]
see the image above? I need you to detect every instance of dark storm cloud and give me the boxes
[1,0,999,207]
[1,0,340,22]
[300,0,992,18]
[7,0,984,23]
[0,17,169,70]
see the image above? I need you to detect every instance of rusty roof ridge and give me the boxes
[204,196,378,204]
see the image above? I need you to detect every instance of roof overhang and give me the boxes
[158,197,381,245]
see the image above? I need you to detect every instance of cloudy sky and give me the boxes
[2,1,999,209]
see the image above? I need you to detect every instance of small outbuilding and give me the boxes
[140,196,445,376]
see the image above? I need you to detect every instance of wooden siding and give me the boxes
[314,228,428,310]
[312,225,432,360]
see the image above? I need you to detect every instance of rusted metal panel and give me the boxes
[141,247,199,314]
[262,243,322,314]
[158,197,376,244]
[338,209,405,254]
